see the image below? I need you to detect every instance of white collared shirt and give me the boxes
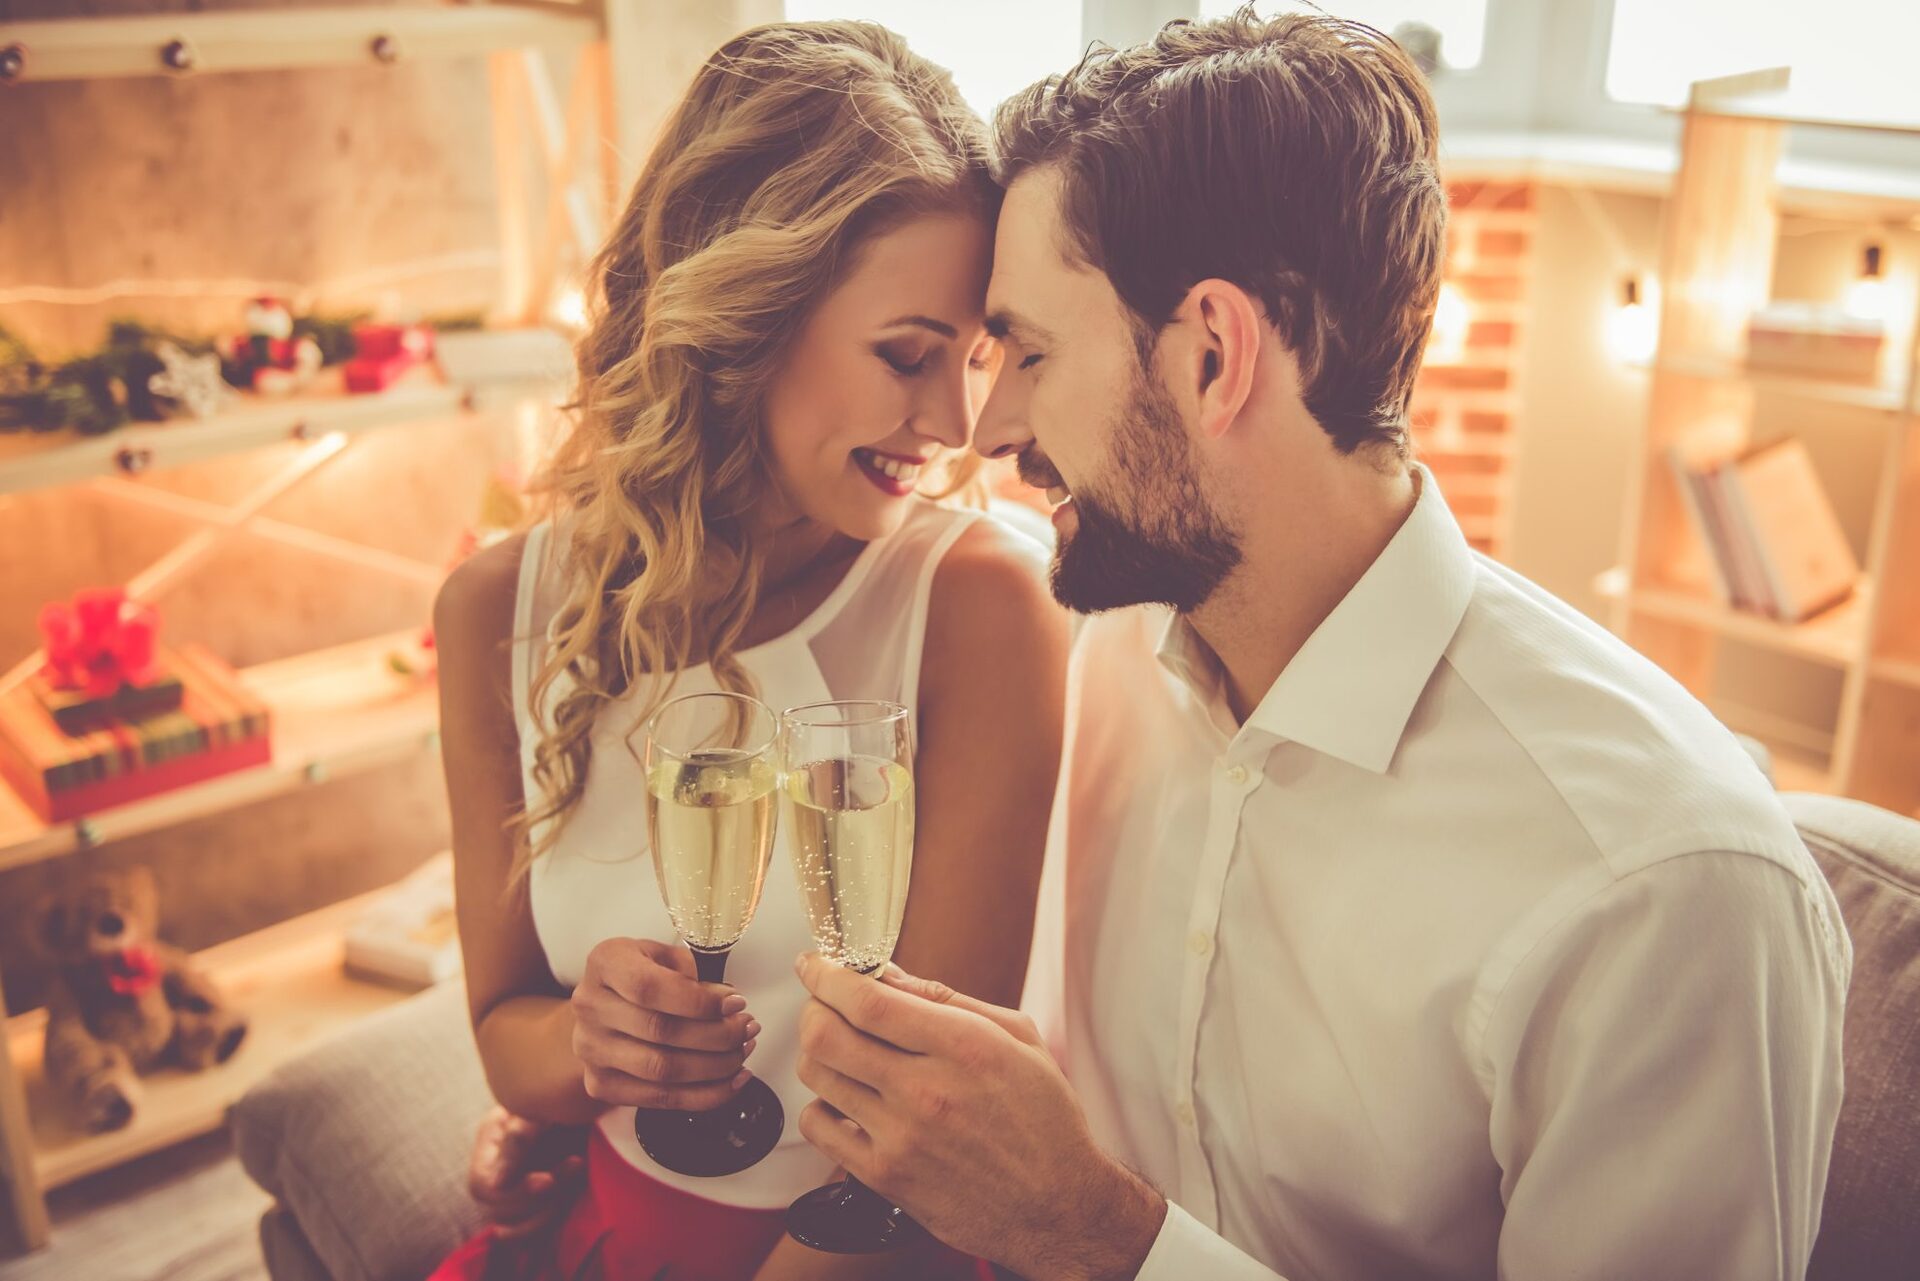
[1027,468,1850,1280]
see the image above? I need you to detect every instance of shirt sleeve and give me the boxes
[1479,849,1850,1281]
[1135,1200,1290,1281]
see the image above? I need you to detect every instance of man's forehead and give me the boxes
[987,168,1105,329]
[993,169,1070,271]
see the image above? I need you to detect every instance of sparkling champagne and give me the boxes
[785,756,915,973]
[645,750,778,952]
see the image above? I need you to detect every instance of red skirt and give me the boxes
[428,1125,993,1281]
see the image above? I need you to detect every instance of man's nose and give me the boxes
[973,375,1029,460]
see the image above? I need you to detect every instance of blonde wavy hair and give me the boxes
[515,20,998,875]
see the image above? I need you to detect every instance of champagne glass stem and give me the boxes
[693,947,729,984]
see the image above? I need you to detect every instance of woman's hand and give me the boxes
[467,1106,588,1238]
[571,937,760,1111]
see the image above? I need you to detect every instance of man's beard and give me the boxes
[1022,363,1241,615]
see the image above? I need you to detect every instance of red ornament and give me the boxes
[100,945,164,997]
[38,589,163,697]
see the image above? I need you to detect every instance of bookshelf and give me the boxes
[1605,70,1920,819]
[0,0,685,1254]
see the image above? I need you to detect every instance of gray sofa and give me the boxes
[230,792,1920,1281]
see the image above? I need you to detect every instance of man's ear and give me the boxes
[1172,279,1261,441]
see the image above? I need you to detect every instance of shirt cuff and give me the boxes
[1134,1200,1286,1281]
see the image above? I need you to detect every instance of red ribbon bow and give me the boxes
[38,588,161,697]
[101,946,163,998]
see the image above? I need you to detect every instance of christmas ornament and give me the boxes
[148,342,229,419]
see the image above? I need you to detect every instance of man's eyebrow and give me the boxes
[881,314,958,339]
[985,308,1055,347]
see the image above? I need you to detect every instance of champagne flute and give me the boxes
[631,690,785,1177]
[779,699,922,1253]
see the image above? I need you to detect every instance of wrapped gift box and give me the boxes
[0,644,272,823]
[31,667,184,734]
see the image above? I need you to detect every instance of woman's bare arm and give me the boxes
[439,536,757,1126]
[437,535,599,1124]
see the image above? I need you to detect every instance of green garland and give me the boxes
[0,310,481,436]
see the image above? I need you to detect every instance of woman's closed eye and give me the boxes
[879,345,930,377]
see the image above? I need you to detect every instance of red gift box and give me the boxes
[0,643,271,824]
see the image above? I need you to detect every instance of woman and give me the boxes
[428,19,1067,1281]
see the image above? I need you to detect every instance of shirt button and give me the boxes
[1225,763,1249,785]
[1188,930,1213,957]
[1175,1100,1197,1128]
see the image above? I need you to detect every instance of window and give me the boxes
[1196,0,1489,70]
[781,0,1086,119]
[1606,0,1920,124]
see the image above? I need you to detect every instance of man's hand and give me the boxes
[792,954,1166,1281]
[467,1106,587,1238]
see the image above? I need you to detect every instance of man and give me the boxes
[791,10,1851,1281]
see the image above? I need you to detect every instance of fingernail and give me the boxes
[741,1037,758,1059]
[721,994,748,1014]
[732,1069,752,1090]
[744,1019,762,1040]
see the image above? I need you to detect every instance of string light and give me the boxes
[1605,274,1659,364]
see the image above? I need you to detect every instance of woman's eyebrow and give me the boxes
[881,314,959,339]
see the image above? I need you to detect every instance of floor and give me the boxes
[0,1131,270,1281]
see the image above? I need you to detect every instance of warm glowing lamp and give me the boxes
[1605,274,1658,364]
[1844,243,1889,323]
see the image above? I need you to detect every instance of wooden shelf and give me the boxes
[0,5,601,84]
[1610,577,1870,670]
[0,630,439,873]
[6,889,419,1192]
[1873,651,1920,691]
[0,363,562,499]
[1652,354,1911,415]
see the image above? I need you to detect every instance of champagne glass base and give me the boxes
[633,1076,785,1178]
[786,1180,925,1254]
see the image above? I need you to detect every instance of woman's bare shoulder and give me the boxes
[922,515,1068,704]
[433,531,530,693]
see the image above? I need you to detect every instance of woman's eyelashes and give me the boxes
[879,345,930,377]
[880,337,1001,378]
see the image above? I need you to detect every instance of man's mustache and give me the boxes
[1016,447,1064,493]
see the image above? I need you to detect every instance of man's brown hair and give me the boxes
[993,6,1445,457]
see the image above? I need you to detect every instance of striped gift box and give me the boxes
[0,644,272,823]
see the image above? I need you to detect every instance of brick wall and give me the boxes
[1412,180,1535,558]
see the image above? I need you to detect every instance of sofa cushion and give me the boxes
[1784,793,1920,1281]
[229,980,493,1281]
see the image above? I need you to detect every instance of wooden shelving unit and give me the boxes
[0,4,598,83]
[0,0,640,1255]
[0,630,439,874]
[4,888,414,1193]
[1605,70,1920,817]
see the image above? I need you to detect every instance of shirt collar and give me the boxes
[1155,465,1477,774]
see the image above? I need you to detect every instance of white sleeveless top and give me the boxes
[510,499,1016,1208]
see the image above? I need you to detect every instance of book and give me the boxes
[1667,448,1732,606]
[1726,438,1860,623]
[1713,459,1782,618]
[344,851,461,990]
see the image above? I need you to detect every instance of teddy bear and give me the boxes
[32,866,249,1133]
